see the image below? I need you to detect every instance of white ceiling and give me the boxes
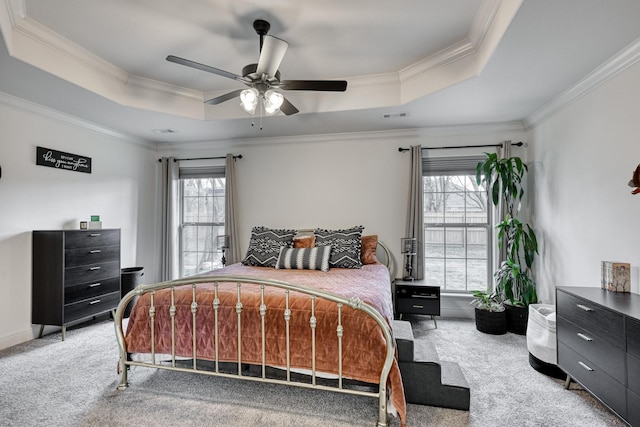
[1,0,640,145]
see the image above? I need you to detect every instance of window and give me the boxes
[179,166,226,277]
[423,156,490,292]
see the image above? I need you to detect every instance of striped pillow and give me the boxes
[275,245,332,272]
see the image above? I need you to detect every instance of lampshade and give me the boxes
[401,237,417,255]
[216,234,230,250]
[240,88,259,114]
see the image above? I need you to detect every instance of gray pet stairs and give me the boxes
[393,320,470,411]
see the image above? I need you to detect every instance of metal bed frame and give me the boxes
[114,242,398,427]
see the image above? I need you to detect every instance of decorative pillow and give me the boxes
[293,235,315,248]
[276,245,332,272]
[314,226,364,269]
[361,235,379,265]
[242,226,296,268]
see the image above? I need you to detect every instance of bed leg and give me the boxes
[117,357,129,390]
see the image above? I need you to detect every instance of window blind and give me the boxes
[422,156,484,176]
[179,166,225,179]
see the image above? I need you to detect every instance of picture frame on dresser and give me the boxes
[32,229,121,341]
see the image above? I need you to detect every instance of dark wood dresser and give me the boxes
[556,286,640,426]
[32,229,121,340]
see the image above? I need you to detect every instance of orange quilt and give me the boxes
[125,263,406,425]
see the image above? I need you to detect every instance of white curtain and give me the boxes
[406,145,424,279]
[160,157,180,281]
[225,154,241,265]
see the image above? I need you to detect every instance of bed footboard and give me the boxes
[114,275,397,427]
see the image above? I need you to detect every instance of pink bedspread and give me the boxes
[125,263,406,425]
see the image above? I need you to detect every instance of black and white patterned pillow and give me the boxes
[314,226,364,269]
[275,245,332,272]
[242,226,296,268]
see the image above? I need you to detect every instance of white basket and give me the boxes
[526,303,557,364]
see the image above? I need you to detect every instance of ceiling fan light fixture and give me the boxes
[264,90,284,115]
[240,88,259,114]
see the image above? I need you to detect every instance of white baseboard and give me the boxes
[0,328,34,350]
[441,293,475,319]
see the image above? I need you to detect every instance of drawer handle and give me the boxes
[576,304,593,312]
[576,332,593,342]
[89,283,102,288]
[412,295,437,299]
[89,266,101,271]
[578,361,593,372]
[89,233,102,237]
[89,299,101,305]
[89,250,102,254]
[412,305,424,309]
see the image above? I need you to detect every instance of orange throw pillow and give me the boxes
[361,235,378,265]
[293,235,315,248]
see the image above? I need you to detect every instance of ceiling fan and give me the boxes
[166,19,348,116]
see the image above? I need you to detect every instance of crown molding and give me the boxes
[0,90,155,147]
[1,0,519,120]
[159,121,526,153]
[525,36,640,130]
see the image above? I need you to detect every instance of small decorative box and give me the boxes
[601,261,631,292]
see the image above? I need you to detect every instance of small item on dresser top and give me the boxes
[79,221,87,230]
[89,215,102,230]
[601,261,631,292]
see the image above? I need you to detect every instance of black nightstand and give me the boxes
[394,279,440,328]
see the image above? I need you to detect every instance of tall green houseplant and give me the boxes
[476,152,538,309]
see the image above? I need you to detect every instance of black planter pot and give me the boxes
[505,303,529,335]
[474,307,507,335]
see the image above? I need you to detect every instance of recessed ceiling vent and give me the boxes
[381,112,409,119]
[152,129,176,134]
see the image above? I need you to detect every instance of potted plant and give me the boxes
[476,152,539,334]
[469,290,507,335]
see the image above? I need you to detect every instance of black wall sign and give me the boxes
[36,146,92,174]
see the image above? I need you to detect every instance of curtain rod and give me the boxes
[157,154,243,162]
[398,141,523,153]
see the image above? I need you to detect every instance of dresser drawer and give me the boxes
[557,290,625,350]
[64,230,120,249]
[64,260,120,287]
[64,277,120,305]
[627,317,640,359]
[628,353,640,395]
[64,291,120,323]
[65,245,119,268]
[557,315,626,383]
[628,389,640,427]
[558,341,626,418]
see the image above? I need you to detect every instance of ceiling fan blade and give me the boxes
[280,97,299,116]
[256,35,288,78]
[166,55,249,83]
[279,80,347,91]
[204,89,244,105]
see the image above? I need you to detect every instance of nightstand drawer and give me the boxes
[558,341,626,418]
[557,315,626,384]
[395,282,441,317]
[557,290,624,350]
